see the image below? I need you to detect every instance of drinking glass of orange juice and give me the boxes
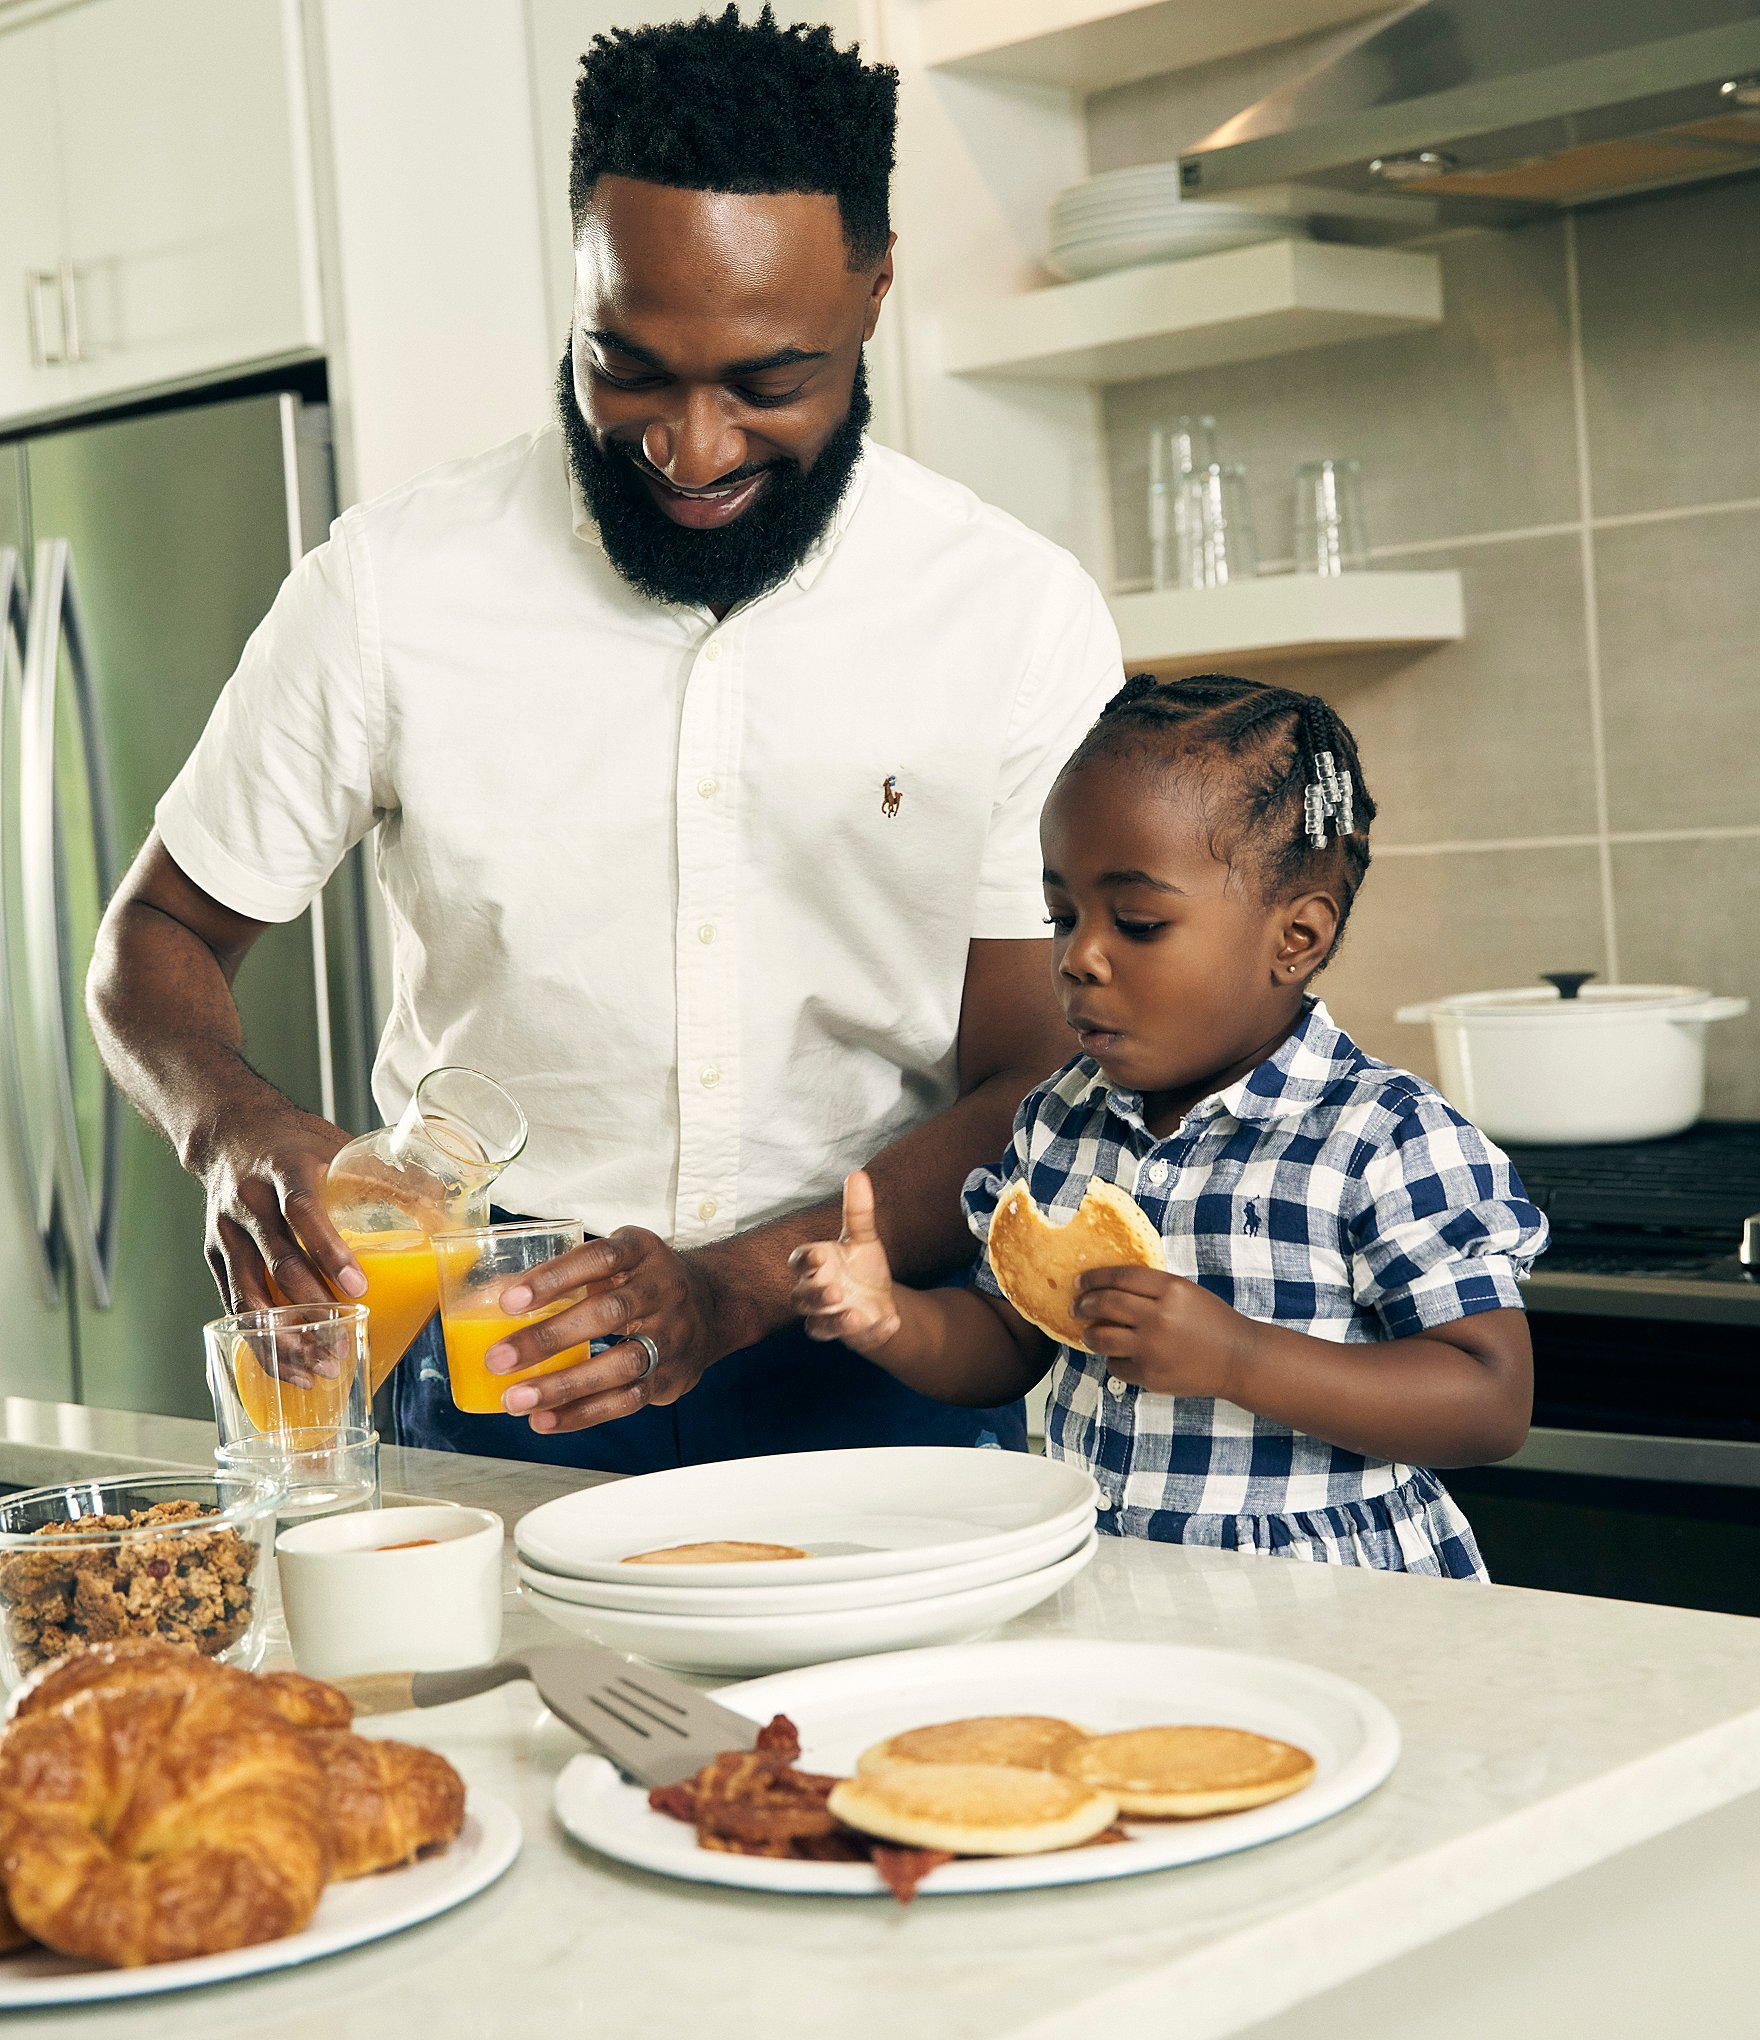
[434,1221,587,1415]
[205,1303,375,1517]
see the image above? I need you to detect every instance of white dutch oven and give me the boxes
[1396,973,1748,1144]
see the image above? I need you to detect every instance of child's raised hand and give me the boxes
[1073,1266,1255,1400]
[788,1171,902,1355]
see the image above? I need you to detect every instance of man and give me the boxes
[87,8,1122,1471]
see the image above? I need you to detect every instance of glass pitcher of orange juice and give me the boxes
[321,1067,527,1393]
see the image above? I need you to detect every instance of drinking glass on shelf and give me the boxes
[206,1302,376,1520]
[1292,458,1368,575]
[1148,414,1217,591]
[435,1219,589,1415]
[1178,463,1258,586]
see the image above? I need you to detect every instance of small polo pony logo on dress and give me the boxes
[881,775,902,819]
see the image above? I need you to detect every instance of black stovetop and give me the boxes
[1505,1120,1760,1284]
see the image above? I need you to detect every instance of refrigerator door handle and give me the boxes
[21,538,120,1309]
[0,547,58,1305]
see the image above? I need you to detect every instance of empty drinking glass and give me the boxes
[206,1302,377,1520]
[1293,459,1368,575]
[1148,414,1217,591]
[1178,463,1258,586]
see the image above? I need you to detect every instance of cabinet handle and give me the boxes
[24,269,64,366]
[57,261,95,365]
[57,263,85,364]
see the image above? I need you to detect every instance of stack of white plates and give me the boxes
[514,1447,1098,1675]
[1048,161,1307,282]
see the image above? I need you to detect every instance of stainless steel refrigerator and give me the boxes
[0,390,375,1418]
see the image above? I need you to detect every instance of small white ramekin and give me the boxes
[276,1504,503,1679]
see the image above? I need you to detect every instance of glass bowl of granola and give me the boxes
[0,1472,278,1687]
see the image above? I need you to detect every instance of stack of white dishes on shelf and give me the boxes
[514,1446,1099,1675]
[1048,161,1307,282]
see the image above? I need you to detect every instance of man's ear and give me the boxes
[862,233,897,341]
[1271,890,1341,986]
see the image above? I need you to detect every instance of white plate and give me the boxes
[0,1790,520,2008]
[515,1513,1094,1616]
[522,1535,1098,1675]
[555,1640,1397,1897]
[1049,219,1302,281]
[515,1447,1097,1587]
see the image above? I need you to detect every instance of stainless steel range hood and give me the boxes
[1180,1,1760,213]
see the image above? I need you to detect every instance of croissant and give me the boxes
[9,1637,352,1733]
[0,1889,31,1956]
[0,1675,330,1966]
[308,1732,467,1879]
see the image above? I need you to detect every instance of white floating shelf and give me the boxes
[920,0,1388,96]
[1109,572,1465,669]
[941,240,1443,384]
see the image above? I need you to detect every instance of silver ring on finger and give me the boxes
[631,1332,661,1380]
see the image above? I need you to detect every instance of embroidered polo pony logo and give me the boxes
[881,775,902,819]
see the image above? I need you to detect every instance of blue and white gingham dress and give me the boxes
[962,1001,1549,1581]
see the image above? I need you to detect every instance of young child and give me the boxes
[790,673,1548,1579]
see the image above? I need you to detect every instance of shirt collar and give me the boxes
[564,434,871,598]
[1096,999,1351,1137]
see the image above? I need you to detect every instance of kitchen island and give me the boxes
[2,1399,1758,2040]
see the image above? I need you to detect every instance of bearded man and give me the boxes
[87,8,1122,1471]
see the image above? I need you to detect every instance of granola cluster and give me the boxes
[0,1499,256,1675]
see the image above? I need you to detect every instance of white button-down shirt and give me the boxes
[158,429,1122,1239]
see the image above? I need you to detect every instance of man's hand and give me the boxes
[481,1227,735,1434]
[1073,1266,1255,1401]
[196,1100,363,1319]
[788,1172,902,1355]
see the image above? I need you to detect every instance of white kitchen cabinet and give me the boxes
[0,23,84,419]
[0,0,321,429]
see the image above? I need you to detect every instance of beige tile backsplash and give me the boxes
[1093,160,1760,1118]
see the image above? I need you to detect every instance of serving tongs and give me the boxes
[337,1643,759,1787]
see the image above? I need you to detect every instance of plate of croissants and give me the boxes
[0,1638,520,2006]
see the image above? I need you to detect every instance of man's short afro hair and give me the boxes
[569,5,897,269]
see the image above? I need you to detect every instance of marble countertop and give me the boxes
[4,1399,1760,2039]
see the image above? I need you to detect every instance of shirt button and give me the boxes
[696,777,719,800]
[697,923,716,945]
[703,640,723,664]
[697,1199,718,1222]
[700,1066,720,1089]
[1147,1160,1170,1186]
[1106,1376,1125,1398]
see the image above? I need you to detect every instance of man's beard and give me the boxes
[557,349,870,612]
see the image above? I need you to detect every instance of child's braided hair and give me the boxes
[1061,672,1378,963]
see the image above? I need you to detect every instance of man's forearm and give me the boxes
[689,1066,1034,1356]
[88,898,284,1173]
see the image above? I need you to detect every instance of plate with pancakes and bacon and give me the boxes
[554,1637,1398,1901]
[0,1640,519,2007]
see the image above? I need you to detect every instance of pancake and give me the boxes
[987,1178,1163,1349]
[1057,1725,1315,1817]
[827,1762,1118,1856]
[619,1540,809,1565]
[856,1715,1088,1776]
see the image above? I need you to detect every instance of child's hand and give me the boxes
[1073,1267,1256,1400]
[788,1171,902,1356]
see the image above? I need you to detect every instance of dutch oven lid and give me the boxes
[1398,974,1746,1024]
